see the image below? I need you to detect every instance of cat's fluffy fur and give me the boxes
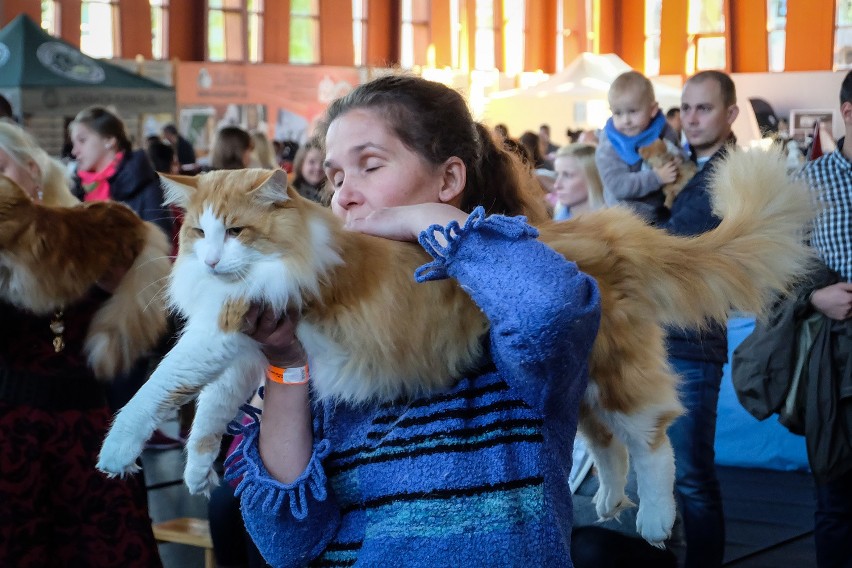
[98,147,813,545]
[638,138,698,208]
[0,175,171,379]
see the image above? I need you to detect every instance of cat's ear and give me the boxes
[252,169,290,206]
[160,173,197,210]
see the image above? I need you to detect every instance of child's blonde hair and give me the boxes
[608,71,656,106]
[554,143,604,209]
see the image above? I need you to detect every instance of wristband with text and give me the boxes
[266,364,310,385]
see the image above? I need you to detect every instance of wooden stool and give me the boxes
[152,517,215,568]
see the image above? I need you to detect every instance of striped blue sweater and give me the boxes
[226,210,601,567]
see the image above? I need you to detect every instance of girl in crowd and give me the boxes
[552,143,604,220]
[290,138,328,203]
[227,74,601,567]
[0,121,162,567]
[70,106,173,236]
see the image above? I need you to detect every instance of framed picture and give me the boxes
[789,109,834,141]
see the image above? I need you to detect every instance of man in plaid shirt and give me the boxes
[797,69,852,568]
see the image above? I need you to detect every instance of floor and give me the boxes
[142,423,820,568]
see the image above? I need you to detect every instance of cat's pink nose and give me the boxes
[205,256,220,269]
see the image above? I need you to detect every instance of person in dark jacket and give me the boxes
[795,68,852,568]
[162,123,197,170]
[657,70,740,568]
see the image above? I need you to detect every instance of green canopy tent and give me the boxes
[0,14,175,119]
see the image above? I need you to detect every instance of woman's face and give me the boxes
[552,155,589,207]
[325,109,445,223]
[301,148,325,186]
[70,123,116,172]
[0,148,41,201]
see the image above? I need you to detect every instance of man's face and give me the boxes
[680,79,738,157]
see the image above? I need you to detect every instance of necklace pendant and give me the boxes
[53,336,65,353]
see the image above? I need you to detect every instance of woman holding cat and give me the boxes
[227,75,602,567]
[0,122,163,567]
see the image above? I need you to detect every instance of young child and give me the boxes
[595,71,681,224]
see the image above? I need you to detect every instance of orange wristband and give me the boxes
[266,364,309,385]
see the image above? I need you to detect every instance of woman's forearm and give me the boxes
[258,380,314,484]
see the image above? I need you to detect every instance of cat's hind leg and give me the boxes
[614,404,682,547]
[98,330,252,476]
[183,350,267,495]
[578,408,634,522]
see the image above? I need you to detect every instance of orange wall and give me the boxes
[525,0,556,72]
[659,0,688,75]
[319,0,354,66]
[119,0,152,58]
[731,0,768,72]
[168,0,205,61]
[785,0,835,71]
[560,0,587,65]
[262,0,290,64]
[619,0,646,71]
[366,0,398,67]
[1,0,40,26]
[430,0,452,67]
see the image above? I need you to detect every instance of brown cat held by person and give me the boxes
[0,175,171,378]
[98,147,813,547]
[638,138,698,208]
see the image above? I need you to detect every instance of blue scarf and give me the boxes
[603,111,667,167]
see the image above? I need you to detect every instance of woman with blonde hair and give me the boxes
[552,143,604,220]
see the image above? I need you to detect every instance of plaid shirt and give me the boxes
[799,138,852,281]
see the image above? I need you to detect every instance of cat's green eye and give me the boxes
[226,227,244,237]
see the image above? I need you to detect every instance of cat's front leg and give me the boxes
[587,435,633,521]
[625,430,677,547]
[97,329,250,476]
[183,348,267,495]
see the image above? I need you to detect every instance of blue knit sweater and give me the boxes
[226,210,601,567]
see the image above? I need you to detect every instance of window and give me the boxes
[835,0,852,69]
[290,0,319,65]
[150,0,168,60]
[353,0,368,66]
[503,0,524,76]
[644,0,662,76]
[41,0,60,36]
[767,0,786,72]
[474,0,495,70]
[450,0,461,69]
[207,0,262,62]
[401,0,430,69]
[80,0,119,58]
[686,0,727,74]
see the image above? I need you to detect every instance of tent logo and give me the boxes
[37,42,105,84]
[0,43,9,68]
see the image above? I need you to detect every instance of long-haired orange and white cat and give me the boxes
[0,174,170,380]
[98,147,812,545]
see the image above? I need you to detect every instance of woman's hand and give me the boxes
[344,203,470,242]
[242,305,307,367]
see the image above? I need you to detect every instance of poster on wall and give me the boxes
[173,62,361,156]
[789,109,834,143]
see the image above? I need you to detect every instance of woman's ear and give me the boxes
[438,156,466,204]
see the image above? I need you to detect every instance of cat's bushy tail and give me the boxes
[643,146,815,328]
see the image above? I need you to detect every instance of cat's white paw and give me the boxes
[184,462,220,496]
[635,494,676,547]
[97,436,145,477]
[592,484,635,521]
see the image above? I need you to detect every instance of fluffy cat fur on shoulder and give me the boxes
[0,175,171,379]
[98,148,813,546]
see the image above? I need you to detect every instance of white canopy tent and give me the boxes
[481,53,683,145]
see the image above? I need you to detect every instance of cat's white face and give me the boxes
[191,204,265,278]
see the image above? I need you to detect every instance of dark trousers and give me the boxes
[815,467,852,568]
